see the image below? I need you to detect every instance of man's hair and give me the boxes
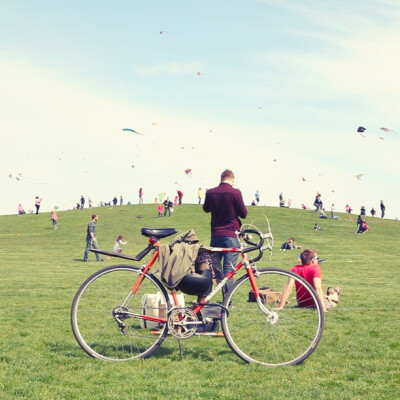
[92,214,98,220]
[300,249,316,265]
[221,169,235,182]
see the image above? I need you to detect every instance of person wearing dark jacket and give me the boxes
[203,169,248,297]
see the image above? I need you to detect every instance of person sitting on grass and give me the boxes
[325,286,341,308]
[356,215,369,234]
[277,249,329,312]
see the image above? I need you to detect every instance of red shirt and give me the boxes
[291,263,322,307]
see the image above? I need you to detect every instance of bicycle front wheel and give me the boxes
[222,268,324,367]
[71,265,170,362]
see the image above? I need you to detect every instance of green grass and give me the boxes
[0,204,399,399]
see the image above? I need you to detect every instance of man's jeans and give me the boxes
[84,239,101,261]
[210,236,240,297]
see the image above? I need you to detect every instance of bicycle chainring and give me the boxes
[167,308,198,339]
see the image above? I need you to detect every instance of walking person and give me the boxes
[198,188,203,205]
[139,188,143,204]
[83,214,104,262]
[51,209,58,229]
[203,169,248,299]
[380,200,385,218]
[34,196,42,214]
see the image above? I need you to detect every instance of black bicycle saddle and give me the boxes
[141,227,178,239]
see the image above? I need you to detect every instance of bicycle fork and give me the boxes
[246,264,279,325]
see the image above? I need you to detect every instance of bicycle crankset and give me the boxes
[167,308,199,339]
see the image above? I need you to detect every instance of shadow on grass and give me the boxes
[48,342,87,358]
[50,337,232,363]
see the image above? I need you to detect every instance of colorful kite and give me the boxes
[380,127,396,134]
[355,174,364,180]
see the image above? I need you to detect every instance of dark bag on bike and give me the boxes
[197,304,221,333]
[248,287,282,303]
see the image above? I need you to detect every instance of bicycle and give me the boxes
[71,222,324,367]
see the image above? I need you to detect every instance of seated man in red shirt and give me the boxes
[278,249,328,312]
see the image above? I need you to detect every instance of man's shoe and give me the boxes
[97,258,104,262]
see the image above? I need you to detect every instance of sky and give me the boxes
[1,0,399,219]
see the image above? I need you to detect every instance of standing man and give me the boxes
[83,214,104,262]
[139,188,143,204]
[198,188,203,205]
[380,200,385,218]
[203,169,248,297]
[34,196,42,214]
[80,195,85,210]
[177,190,183,205]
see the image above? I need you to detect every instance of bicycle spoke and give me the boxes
[71,265,169,361]
[222,268,324,366]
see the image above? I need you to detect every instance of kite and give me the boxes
[9,173,47,184]
[355,174,364,180]
[379,136,385,140]
[196,72,204,76]
[357,126,366,133]
[380,127,396,134]
[302,177,306,182]
[9,173,22,181]
[122,128,144,136]
[159,31,165,34]
[184,169,192,175]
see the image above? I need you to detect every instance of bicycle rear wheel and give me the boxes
[222,268,324,366]
[71,265,170,361]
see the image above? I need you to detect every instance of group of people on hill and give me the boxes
[83,169,342,314]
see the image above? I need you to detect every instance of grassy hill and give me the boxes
[0,204,399,399]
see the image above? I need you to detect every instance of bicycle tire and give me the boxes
[221,268,324,367]
[71,264,170,362]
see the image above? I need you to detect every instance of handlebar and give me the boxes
[238,228,268,262]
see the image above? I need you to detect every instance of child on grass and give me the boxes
[325,286,341,308]
[107,235,127,259]
[51,210,58,229]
